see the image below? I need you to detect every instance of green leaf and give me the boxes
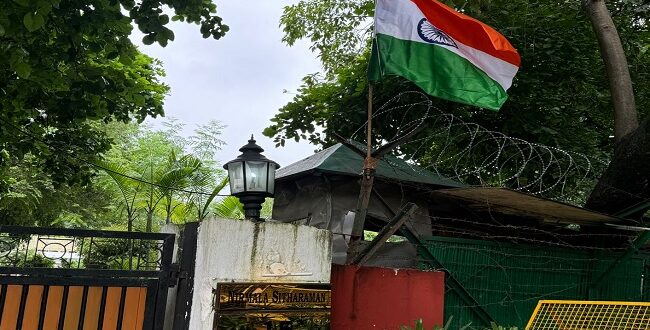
[118,53,133,65]
[37,2,53,16]
[133,94,145,106]
[120,0,135,10]
[0,24,5,37]
[14,62,32,79]
[107,51,119,59]
[23,12,45,32]
[142,34,155,45]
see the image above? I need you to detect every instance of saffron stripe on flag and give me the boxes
[411,0,520,66]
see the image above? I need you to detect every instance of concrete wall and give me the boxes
[331,265,445,329]
[188,218,332,330]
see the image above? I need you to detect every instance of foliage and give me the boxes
[267,0,650,200]
[17,253,55,268]
[0,119,231,229]
[364,230,407,243]
[280,0,373,74]
[260,198,274,219]
[215,315,328,330]
[400,319,428,330]
[0,155,117,228]
[82,235,156,270]
[0,0,229,189]
[211,196,274,220]
[98,120,231,231]
[189,175,230,221]
[489,323,519,330]
[400,316,472,330]
[97,160,143,231]
[212,196,245,220]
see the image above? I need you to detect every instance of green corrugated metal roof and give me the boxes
[275,143,463,188]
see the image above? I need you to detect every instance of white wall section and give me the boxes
[188,218,332,330]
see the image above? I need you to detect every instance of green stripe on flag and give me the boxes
[369,34,507,111]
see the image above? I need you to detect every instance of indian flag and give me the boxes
[368,0,521,111]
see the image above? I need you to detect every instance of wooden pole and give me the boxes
[351,85,378,240]
[366,85,373,159]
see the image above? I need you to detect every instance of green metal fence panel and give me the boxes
[420,236,648,329]
[590,251,645,301]
[641,258,650,301]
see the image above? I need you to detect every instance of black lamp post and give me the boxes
[223,135,280,221]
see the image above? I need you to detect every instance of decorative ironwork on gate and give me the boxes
[0,226,168,271]
[0,226,176,330]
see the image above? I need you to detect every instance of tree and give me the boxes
[98,161,143,232]
[580,0,649,218]
[0,154,119,228]
[187,172,229,221]
[582,0,639,142]
[0,0,229,189]
[211,196,273,221]
[212,195,245,220]
[99,120,229,231]
[266,0,650,207]
[157,152,202,226]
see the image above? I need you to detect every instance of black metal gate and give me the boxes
[0,226,175,330]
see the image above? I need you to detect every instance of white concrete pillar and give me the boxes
[188,218,332,330]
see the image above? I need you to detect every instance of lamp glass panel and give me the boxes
[245,161,268,192]
[227,162,245,194]
[267,163,277,194]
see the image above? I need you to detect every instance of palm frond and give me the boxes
[212,196,244,220]
[195,175,229,220]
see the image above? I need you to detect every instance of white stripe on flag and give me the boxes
[374,0,518,90]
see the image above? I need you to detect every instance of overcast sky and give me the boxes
[135,1,322,168]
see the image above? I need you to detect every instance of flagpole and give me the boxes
[350,84,377,244]
[348,0,379,247]
[366,84,373,159]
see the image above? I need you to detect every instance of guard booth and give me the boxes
[212,283,331,329]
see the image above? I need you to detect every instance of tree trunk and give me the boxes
[146,211,153,232]
[581,0,649,218]
[585,118,650,219]
[582,0,638,142]
[127,217,133,232]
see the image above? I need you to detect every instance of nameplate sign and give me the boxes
[214,282,331,312]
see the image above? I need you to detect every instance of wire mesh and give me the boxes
[526,300,650,330]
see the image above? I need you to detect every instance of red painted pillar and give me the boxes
[331,265,445,329]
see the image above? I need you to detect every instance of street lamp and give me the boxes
[223,135,280,221]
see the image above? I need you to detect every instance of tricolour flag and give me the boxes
[368,0,521,111]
